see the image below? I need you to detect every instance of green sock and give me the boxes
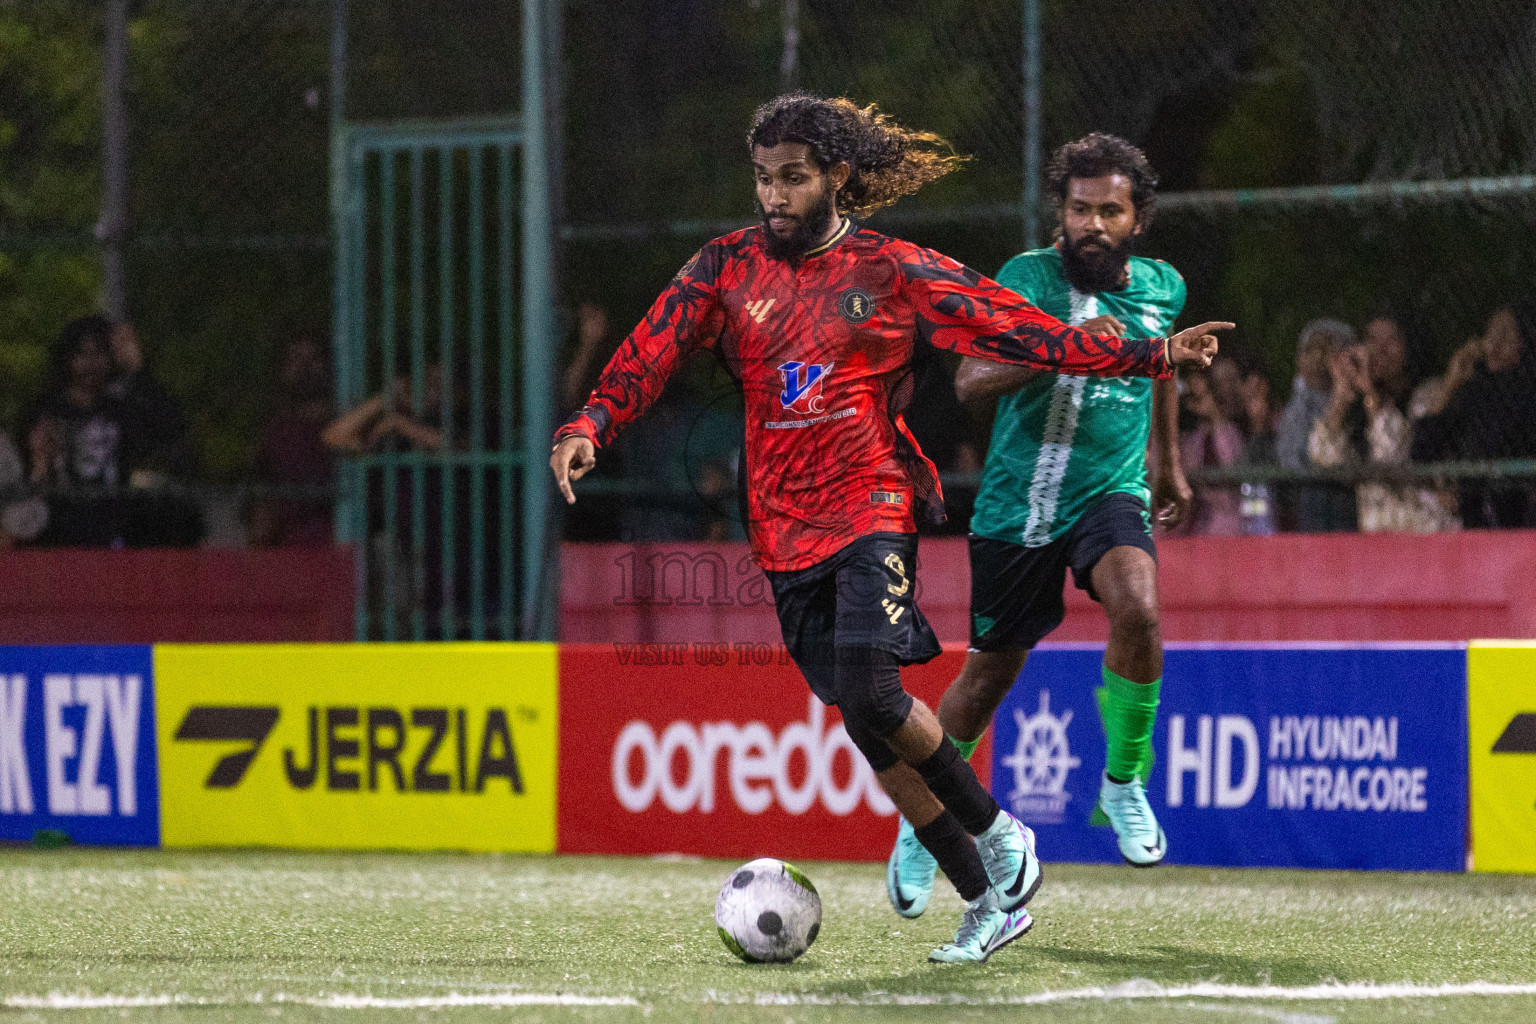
[947,734,980,760]
[1098,666,1161,784]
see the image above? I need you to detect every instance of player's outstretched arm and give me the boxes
[897,244,1218,379]
[954,314,1126,403]
[550,246,724,503]
[1167,322,1230,368]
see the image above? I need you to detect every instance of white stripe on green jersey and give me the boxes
[970,246,1186,548]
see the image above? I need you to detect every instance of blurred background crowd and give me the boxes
[3,0,1534,557]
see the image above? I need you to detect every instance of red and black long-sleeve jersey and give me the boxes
[557,223,1172,571]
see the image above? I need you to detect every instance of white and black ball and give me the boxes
[714,857,822,963]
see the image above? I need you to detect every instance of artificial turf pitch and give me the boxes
[1,849,1533,1023]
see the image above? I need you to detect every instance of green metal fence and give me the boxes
[332,117,535,641]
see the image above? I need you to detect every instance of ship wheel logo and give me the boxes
[1002,690,1082,823]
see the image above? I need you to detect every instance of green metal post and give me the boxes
[439,149,457,640]
[348,146,370,641]
[1023,0,1042,250]
[329,0,352,547]
[522,0,556,640]
[409,147,428,641]
[497,145,516,642]
[380,150,399,640]
[468,146,487,640]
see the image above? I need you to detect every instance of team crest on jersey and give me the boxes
[778,360,834,415]
[837,287,876,324]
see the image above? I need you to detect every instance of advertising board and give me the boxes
[557,643,985,860]
[156,643,557,852]
[1468,642,1536,873]
[0,645,159,846]
[990,644,1467,871]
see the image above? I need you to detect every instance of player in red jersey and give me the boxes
[551,94,1229,963]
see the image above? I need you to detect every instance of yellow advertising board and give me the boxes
[1468,642,1536,873]
[155,643,557,852]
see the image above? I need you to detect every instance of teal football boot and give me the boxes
[885,815,937,919]
[974,810,1041,912]
[1096,772,1167,866]
[928,889,1034,964]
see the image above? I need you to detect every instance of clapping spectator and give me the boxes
[1277,319,1357,532]
[249,330,335,546]
[1413,300,1536,527]
[1307,331,1453,533]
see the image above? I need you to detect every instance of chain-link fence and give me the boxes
[562,0,1536,538]
[2,1,1534,567]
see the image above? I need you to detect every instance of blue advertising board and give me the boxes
[0,645,159,846]
[990,643,1467,872]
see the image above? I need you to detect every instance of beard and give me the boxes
[759,184,836,261]
[1059,230,1134,294]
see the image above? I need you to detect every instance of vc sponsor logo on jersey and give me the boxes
[777,360,833,415]
[610,695,895,817]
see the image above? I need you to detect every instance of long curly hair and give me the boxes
[746,94,967,218]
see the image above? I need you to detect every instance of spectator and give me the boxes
[250,330,334,546]
[1237,365,1279,465]
[323,363,447,456]
[106,320,193,483]
[324,363,505,635]
[1362,315,1413,413]
[1413,300,1536,527]
[1307,331,1454,533]
[1170,362,1245,536]
[1277,319,1357,532]
[0,428,47,547]
[25,314,199,547]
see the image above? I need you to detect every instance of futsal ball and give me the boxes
[714,857,822,963]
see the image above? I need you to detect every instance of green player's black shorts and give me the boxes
[968,491,1156,652]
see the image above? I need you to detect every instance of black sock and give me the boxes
[915,739,1001,836]
[913,811,989,902]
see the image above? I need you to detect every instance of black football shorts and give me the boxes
[968,491,1156,653]
[765,531,942,707]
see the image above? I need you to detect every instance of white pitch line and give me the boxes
[7,981,1536,1011]
[2,993,639,1010]
[742,980,1536,1006]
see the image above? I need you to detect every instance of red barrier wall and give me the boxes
[561,531,1536,643]
[0,547,354,643]
[557,643,988,861]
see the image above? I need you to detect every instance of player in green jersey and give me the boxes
[888,133,1194,918]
